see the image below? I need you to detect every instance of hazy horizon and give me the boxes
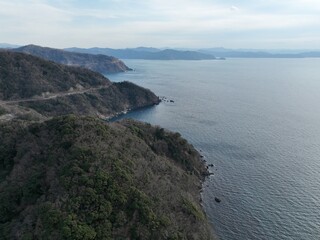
[2,43,320,53]
[1,0,320,49]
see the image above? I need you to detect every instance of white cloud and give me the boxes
[0,0,319,48]
[230,6,240,12]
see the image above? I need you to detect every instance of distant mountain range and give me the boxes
[198,48,320,58]
[1,43,320,59]
[0,43,20,49]
[66,46,320,59]
[12,45,131,74]
[65,47,219,60]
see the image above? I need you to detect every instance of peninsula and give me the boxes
[0,51,158,121]
[0,51,215,239]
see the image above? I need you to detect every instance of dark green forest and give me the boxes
[0,116,213,239]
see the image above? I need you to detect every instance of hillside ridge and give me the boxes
[0,51,159,121]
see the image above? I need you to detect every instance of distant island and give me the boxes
[12,45,131,74]
[0,51,215,239]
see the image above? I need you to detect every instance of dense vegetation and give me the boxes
[0,51,110,100]
[0,116,213,239]
[0,106,7,115]
[13,45,131,74]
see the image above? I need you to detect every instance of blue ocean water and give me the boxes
[106,58,320,240]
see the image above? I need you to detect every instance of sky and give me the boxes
[0,0,320,49]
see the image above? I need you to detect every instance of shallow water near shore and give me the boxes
[106,58,320,240]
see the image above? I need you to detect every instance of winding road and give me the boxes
[0,85,110,105]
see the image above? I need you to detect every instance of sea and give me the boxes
[106,58,320,240]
